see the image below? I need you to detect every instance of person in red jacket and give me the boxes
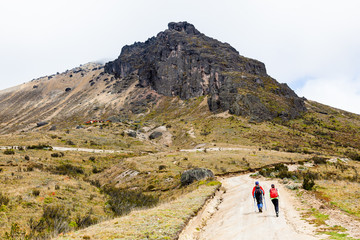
[252,181,265,212]
[269,184,279,217]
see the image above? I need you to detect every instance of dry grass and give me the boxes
[55,182,220,240]
[0,163,108,235]
[316,180,360,217]
[89,147,311,201]
[0,94,360,238]
[0,147,134,237]
[283,159,360,239]
[0,129,313,238]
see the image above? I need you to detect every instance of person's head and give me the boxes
[271,184,275,188]
[255,181,259,185]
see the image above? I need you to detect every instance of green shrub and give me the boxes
[277,170,293,179]
[51,152,64,158]
[27,144,53,150]
[69,221,77,229]
[302,148,313,154]
[344,150,360,161]
[159,165,167,171]
[3,149,15,155]
[200,129,211,136]
[104,186,159,216]
[303,171,319,180]
[0,193,10,206]
[28,204,71,238]
[274,163,288,172]
[65,140,75,146]
[32,189,40,197]
[51,164,84,176]
[75,213,98,229]
[312,156,328,165]
[302,176,315,190]
[26,162,44,172]
[4,223,30,240]
[259,167,275,177]
[92,166,103,174]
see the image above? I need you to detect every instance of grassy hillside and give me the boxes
[1,92,360,239]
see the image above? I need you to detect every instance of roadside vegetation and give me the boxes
[56,181,220,240]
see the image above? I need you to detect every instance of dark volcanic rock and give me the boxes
[106,116,122,123]
[180,168,214,186]
[36,121,48,127]
[105,21,306,121]
[127,131,137,138]
[149,131,162,140]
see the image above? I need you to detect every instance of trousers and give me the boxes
[271,198,279,213]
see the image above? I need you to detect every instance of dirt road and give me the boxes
[180,174,321,240]
[0,146,131,154]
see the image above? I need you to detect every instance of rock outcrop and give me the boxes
[105,21,306,121]
[180,168,214,186]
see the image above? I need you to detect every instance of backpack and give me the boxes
[254,186,262,197]
[270,188,278,198]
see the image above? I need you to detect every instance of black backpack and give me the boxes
[254,186,262,197]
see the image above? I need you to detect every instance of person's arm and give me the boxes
[261,186,265,195]
[252,187,255,197]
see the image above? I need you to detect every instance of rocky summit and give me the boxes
[0,21,308,134]
[105,21,306,121]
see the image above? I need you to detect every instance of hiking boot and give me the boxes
[259,208,262,212]
[276,212,279,217]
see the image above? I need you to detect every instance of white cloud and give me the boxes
[1,0,360,114]
[297,76,360,114]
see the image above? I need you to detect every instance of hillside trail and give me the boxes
[179,174,322,240]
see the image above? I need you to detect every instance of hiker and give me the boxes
[252,181,265,212]
[270,184,279,217]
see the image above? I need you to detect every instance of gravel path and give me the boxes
[180,174,321,240]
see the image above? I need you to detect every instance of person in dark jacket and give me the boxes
[252,181,265,212]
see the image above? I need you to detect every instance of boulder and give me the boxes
[106,116,122,123]
[127,131,137,138]
[149,131,163,140]
[180,168,214,186]
[36,121,48,127]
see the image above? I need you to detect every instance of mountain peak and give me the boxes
[104,22,306,121]
[167,21,200,35]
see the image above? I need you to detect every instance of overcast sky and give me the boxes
[1,0,360,114]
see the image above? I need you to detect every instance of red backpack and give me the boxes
[270,188,278,198]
